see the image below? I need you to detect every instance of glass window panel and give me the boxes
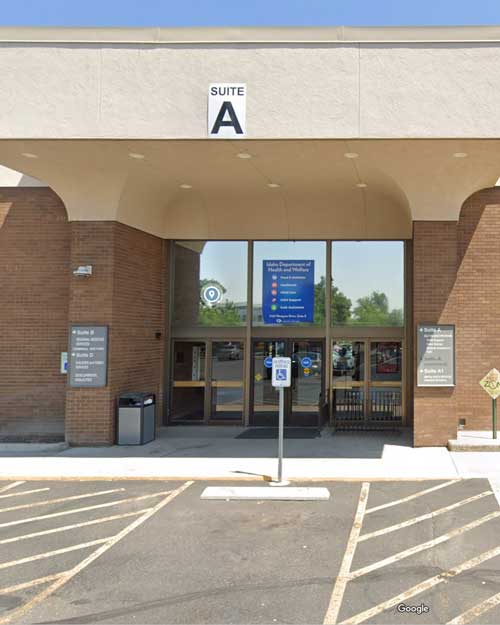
[210,341,244,422]
[331,242,404,326]
[253,241,326,326]
[173,241,247,327]
[212,341,244,380]
[171,341,206,422]
[370,341,402,382]
[332,340,365,384]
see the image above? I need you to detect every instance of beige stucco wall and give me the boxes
[0,28,499,237]
[0,33,500,139]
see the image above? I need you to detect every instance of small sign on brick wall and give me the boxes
[68,325,108,387]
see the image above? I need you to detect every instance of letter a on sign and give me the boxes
[208,83,246,138]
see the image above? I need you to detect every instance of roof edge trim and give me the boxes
[2,25,500,44]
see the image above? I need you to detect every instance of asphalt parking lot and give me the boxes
[0,479,498,624]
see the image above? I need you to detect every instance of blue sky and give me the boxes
[3,0,500,27]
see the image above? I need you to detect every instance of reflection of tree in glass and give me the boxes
[313,277,351,325]
[198,278,242,326]
[352,291,403,326]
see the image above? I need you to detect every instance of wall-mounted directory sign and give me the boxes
[68,325,108,387]
[262,260,314,324]
[417,324,455,387]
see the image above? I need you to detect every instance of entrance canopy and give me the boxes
[0,138,499,239]
[1,26,500,237]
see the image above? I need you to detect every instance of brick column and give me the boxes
[65,221,165,445]
[413,221,458,446]
[456,189,500,430]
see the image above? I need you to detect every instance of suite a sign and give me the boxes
[479,368,500,400]
[208,84,246,138]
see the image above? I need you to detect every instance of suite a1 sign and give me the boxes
[479,368,500,399]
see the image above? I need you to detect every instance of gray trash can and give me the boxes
[117,392,156,445]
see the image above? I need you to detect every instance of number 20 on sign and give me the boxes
[479,368,500,439]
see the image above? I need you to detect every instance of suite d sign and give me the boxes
[208,84,246,138]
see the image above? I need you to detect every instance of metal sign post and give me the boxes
[494,397,497,440]
[272,357,291,485]
[278,386,285,482]
[479,368,500,439]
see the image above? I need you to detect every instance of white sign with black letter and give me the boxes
[208,83,246,138]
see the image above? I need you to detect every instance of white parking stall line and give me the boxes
[488,478,500,507]
[365,480,459,514]
[0,508,152,545]
[0,488,50,501]
[0,488,126,514]
[0,537,111,572]
[0,572,69,596]
[340,544,500,624]
[0,490,173,530]
[350,510,500,580]
[0,482,25,495]
[323,482,370,625]
[448,590,500,624]
[358,491,493,542]
[0,480,193,625]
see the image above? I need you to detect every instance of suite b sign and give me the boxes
[68,325,108,387]
[208,83,246,138]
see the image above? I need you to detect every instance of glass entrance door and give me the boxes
[332,339,403,429]
[251,339,324,427]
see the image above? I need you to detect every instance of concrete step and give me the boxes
[448,430,500,452]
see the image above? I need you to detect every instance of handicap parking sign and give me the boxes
[276,368,287,381]
[272,357,291,388]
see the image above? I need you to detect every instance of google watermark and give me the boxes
[397,603,430,615]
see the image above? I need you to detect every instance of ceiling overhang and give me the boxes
[0,138,497,239]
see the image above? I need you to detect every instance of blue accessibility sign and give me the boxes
[276,368,287,381]
[264,356,273,369]
[301,356,312,368]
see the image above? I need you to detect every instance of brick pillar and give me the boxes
[0,188,69,441]
[65,221,165,445]
[456,189,500,430]
[413,221,458,446]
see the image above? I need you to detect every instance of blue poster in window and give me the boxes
[262,260,314,324]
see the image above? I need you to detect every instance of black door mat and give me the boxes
[236,427,322,439]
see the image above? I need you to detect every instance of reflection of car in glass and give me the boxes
[216,343,242,360]
[333,345,355,375]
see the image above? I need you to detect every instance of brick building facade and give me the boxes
[0,26,499,448]
[0,185,498,446]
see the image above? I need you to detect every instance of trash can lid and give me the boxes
[118,392,155,406]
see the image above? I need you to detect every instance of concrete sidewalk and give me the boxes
[0,426,498,481]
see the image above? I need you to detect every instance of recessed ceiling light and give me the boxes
[344,152,359,159]
[128,152,145,160]
[267,182,281,188]
[180,184,192,189]
[21,152,38,159]
[356,182,367,188]
[237,152,252,159]
[453,152,468,158]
